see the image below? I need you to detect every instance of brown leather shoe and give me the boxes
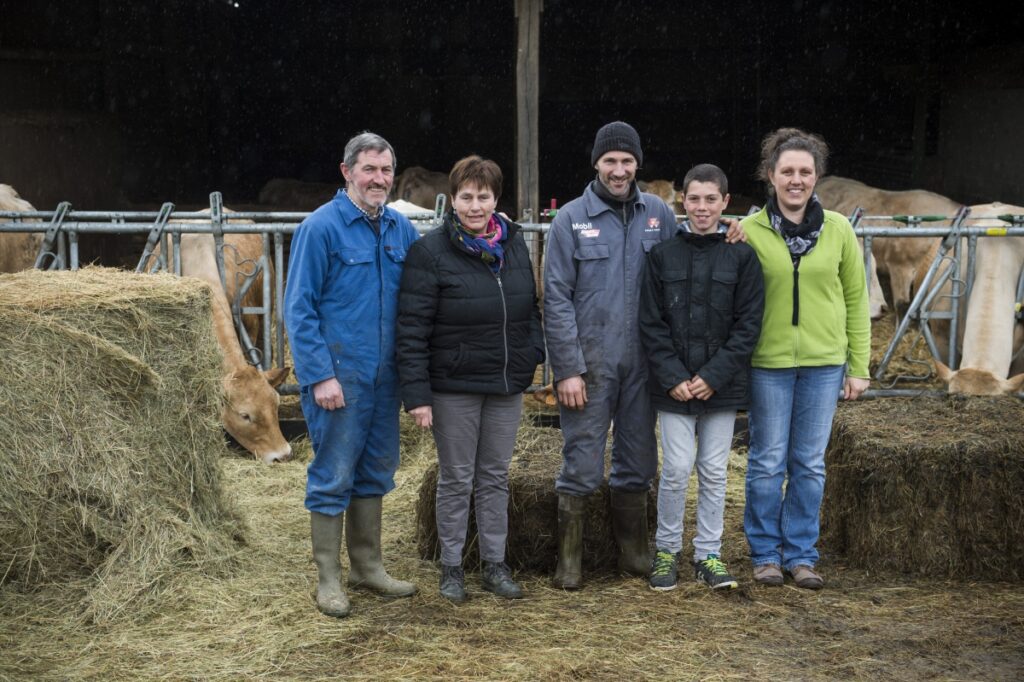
[752,563,784,586]
[789,564,824,590]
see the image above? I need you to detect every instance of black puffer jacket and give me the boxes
[397,214,544,409]
[639,230,765,414]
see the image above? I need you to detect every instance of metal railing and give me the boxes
[3,195,1023,399]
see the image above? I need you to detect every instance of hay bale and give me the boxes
[822,396,1024,579]
[415,422,657,572]
[0,267,247,623]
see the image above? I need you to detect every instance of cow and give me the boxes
[156,212,293,463]
[0,184,42,273]
[391,166,448,211]
[387,198,435,218]
[815,176,962,320]
[257,178,338,211]
[638,179,679,212]
[930,203,1024,395]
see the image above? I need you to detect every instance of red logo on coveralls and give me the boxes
[648,218,660,229]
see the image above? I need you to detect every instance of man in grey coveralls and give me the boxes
[543,121,677,588]
[544,121,743,588]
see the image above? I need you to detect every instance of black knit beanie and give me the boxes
[591,121,643,166]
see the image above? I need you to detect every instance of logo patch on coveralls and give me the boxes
[581,229,600,238]
[647,218,661,229]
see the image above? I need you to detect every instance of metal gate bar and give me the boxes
[4,204,1024,397]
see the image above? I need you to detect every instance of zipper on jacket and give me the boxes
[494,271,510,394]
[791,256,801,326]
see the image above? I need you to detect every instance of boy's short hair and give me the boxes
[682,164,729,196]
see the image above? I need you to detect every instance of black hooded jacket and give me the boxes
[397,214,544,409]
[639,229,765,414]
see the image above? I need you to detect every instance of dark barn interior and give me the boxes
[2,1,1022,231]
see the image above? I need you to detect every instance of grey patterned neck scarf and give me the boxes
[766,194,825,259]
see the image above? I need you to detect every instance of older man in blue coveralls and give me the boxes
[544,121,742,589]
[285,131,419,618]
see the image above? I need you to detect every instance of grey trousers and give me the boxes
[555,365,657,496]
[655,409,736,561]
[432,391,523,566]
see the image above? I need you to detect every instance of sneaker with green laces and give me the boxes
[694,554,739,590]
[648,549,680,591]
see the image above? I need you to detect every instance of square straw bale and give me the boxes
[0,267,247,623]
[415,421,657,572]
[822,396,1024,579]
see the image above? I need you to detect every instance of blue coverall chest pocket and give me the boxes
[329,248,376,307]
[336,248,375,266]
[383,247,407,264]
[574,244,610,292]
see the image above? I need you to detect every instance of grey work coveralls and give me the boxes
[543,184,677,496]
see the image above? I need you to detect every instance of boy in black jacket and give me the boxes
[639,164,765,591]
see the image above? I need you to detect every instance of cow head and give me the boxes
[934,360,1024,396]
[222,365,293,463]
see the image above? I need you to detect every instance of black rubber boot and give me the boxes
[310,511,351,618]
[610,488,652,576]
[552,493,586,589]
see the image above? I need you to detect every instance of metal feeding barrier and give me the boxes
[2,194,1024,398]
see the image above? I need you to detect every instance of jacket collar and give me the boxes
[332,189,398,230]
[582,182,648,219]
[746,205,774,231]
[442,211,520,240]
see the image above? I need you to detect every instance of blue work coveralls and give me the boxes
[284,190,420,515]
[543,184,677,496]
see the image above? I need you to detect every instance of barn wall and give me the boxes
[0,112,123,209]
[0,1,1021,218]
[939,89,1024,205]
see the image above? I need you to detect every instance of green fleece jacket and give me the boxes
[741,206,871,378]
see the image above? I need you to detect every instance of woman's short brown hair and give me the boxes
[449,155,503,200]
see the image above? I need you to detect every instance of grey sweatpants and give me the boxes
[655,409,736,562]
[432,391,523,566]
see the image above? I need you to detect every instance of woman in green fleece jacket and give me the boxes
[741,128,870,590]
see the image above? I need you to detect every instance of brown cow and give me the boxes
[638,179,679,212]
[815,176,962,320]
[391,166,448,211]
[257,178,338,211]
[0,184,42,273]
[157,212,292,462]
[929,203,1024,395]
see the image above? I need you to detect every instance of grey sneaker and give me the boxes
[694,554,739,590]
[481,561,523,599]
[439,564,467,603]
[648,549,680,591]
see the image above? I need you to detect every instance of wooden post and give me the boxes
[515,0,541,222]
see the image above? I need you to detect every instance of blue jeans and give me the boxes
[743,365,844,570]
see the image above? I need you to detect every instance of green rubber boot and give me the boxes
[610,489,652,576]
[552,493,586,589]
[345,496,417,598]
[310,511,351,618]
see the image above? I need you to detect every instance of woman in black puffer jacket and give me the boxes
[397,155,543,604]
